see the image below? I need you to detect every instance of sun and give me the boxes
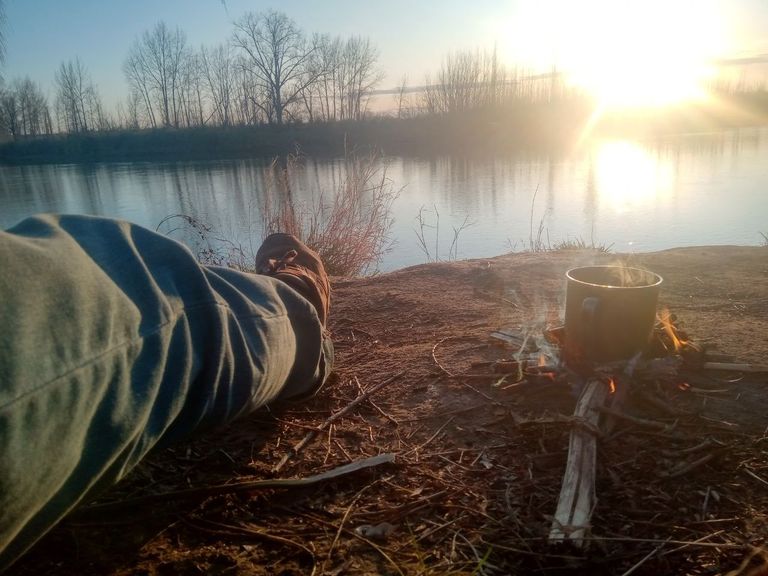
[501,0,728,109]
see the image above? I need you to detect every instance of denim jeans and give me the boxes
[0,214,332,570]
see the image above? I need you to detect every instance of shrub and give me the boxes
[261,152,399,275]
[158,151,399,277]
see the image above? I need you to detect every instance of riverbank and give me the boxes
[0,110,586,165]
[8,245,768,575]
[2,96,767,165]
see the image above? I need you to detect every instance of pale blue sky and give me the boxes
[3,0,767,111]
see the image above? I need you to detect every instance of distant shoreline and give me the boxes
[1,103,766,165]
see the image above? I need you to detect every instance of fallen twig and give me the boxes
[660,452,718,479]
[189,518,318,576]
[432,337,457,377]
[635,389,683,416]
[620,537,671,576]
[456,531,498,574]
[77,454,395,515]
[660,438,724,457]
[596,406,677,431]
[297,509,406,576]
[702,362,768,373]
[355,375,399,425]
[743,467,768,488]
[583,535,745,549]
[326,481,380,568]
[659,530,725,557]
[274,370,406,472]
[401,416,456,457]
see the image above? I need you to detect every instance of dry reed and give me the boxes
[261,151,399,276]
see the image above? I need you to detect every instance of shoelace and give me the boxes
[260,249,298,274]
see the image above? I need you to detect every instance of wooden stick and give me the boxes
[549,378,608,546]
[273,371,406,472]
[660,452,717,478]
[702,362,768,373]
[77,453,395,515]
[596,406,676,431]
[190,519,319,576]
[619,538,670,576]
[742,467,768,488]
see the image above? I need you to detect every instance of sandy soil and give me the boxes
[7,246,768,576]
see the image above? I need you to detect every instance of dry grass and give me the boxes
[261,152,399,276]
[505,186,612,254]
[156,213,256,271]
[157,151,398,277]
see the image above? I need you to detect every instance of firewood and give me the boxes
[702,362,768,373]
[549,378,608,546]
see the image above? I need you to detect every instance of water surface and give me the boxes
[1,128,766,272]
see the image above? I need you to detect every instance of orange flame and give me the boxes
[608,378,616,394]
[659,307,686,353]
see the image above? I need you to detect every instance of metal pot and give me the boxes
[564,266,663,364]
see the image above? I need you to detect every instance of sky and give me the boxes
[3,0,768,112]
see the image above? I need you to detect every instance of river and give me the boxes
[1,128,766,272]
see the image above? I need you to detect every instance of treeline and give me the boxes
[0,9,577,141]
[2,7,767,162]
[0,11,385,137]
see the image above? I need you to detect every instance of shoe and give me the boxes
[255,233,330,327]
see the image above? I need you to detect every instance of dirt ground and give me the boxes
[7,246,768,576]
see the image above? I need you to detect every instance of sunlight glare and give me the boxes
[503,0,728,108]
[594,140,673,213]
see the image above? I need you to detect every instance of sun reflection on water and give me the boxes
[594,140,673,214]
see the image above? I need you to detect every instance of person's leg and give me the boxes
[0,214,332,571]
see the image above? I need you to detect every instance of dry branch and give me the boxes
[78,453,395,516]
[549,378,609,546]
[702,362,768,373]
[273,370,406,472]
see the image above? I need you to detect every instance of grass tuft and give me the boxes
[506,188,612,254]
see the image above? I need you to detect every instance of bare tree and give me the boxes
[1,77,52,137]
[201,43,234,126]
[0,86,18,137]
[123,48,156,127]
[116,90,142,129]
[17,77,51,135]
[176,48,206,127]
[423,49,508,115]
[55,59,104,132]
[231,60,269,125]
[231,10,321,125]
[302,34,341,121]
[0,0,6,78]
[300,34,382,122]
[123,22,188,128]
[341,36,382,120]
[125,90,142,129]
[396,74,409,118]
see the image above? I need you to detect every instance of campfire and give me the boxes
[482,266,768,548]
